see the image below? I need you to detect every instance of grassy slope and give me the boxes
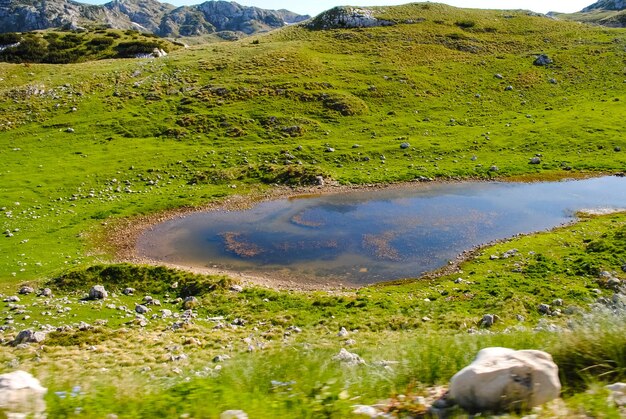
[0,28,179,64]
[553,9,626,27]
[0,212,624,417]
[0,3,626,416]
[1,4,625,285]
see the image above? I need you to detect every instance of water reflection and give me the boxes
[138,176,626,285]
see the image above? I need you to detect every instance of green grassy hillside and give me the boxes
[0,27,180,64]
[552,8,626,27]
[1,3,625,285]
[0,3,626,417]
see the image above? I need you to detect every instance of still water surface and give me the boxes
[138,176,626,285]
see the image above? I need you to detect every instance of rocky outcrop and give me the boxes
[104,0,176,33]
[0,0,91,33]
[0,0,309,37]
[552,0,626,28]
[448,347,561,414]
[306,7,395,30]
[157,1,305,37]
[582,0,626,12]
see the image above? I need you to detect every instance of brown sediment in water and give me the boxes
[106,183,381,290]
[105,171,621,291]
[220,232,264,258]
[362,232,402,262]
[274,239,338,252]
[290,212,325,228]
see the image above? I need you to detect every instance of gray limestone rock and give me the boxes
[449,347,561,414]
[11,329,46,346]
[533,54,553,66]
[88,285,107,300]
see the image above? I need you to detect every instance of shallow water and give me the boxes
[137,176,626,285]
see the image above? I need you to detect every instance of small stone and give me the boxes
[352,405,380,417]
[332,348,365,366]
[230,285,244,293]
[213,354,231,363]
[529,157,541,164]
[220,410,248,419]
[488,165,499,172]
[533,54,553,66]
[504,85,513,91]
[135,304,149,314]
[338,327,349,337]
[182,296,198,309]
[38,288,52,297]
[78,322,92,331]
[552,299,563,307]
[325,147,335,153]
[227,318,244,327]
[538,304,551,314]
[88,285,107,300]
[122,288,135,295]
[480,314,496,328]
[615,146,622,152]
[400,142,410,149]
[18,286,34,295]
[184,337,201,346]
[495,74,504,79]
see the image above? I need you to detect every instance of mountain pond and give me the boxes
[137,176,626,285]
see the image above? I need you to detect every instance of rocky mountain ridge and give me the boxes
[582,0,626,11]
[0,0,309,37]
[548,0,626,27]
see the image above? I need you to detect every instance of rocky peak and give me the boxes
[0,0,308,37]
[306,6,395,30]
[582,0,626,11]
[103,0,175,32]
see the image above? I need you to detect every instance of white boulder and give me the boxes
[448,347,561,413]
[0,370,47,417]
[606,382,626,407]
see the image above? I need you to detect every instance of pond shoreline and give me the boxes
[107,171,622,291]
